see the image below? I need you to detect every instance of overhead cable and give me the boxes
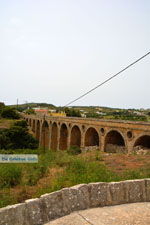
[64,51,150,107]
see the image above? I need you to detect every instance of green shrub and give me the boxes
[0,129,10,149]
[0,121,38,150]
[67,146,81,155]
[1,107,20,119]
[13,120,28,128]
[0,165,22,188]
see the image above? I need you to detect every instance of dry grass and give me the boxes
[102,153,150,173]
[0,119,17,129]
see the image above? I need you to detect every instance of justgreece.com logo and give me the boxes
[0,154,38,163]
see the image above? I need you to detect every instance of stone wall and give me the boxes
[0,179,150,225]
[105,144,127,153]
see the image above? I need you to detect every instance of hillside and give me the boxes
[6,102,150,122]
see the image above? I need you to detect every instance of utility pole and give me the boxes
[43,114,46,152]
[17,98,18,109]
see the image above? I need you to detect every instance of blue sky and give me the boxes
[0,0,150,108]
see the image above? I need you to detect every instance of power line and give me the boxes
[64,51,150,107]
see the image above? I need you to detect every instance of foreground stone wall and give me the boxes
[0,179,150,225]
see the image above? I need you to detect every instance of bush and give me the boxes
[14,120,28,128]
[0,129,11,149]
[1,107,20,119]
[7,125,38,149]
[0,120,38,150]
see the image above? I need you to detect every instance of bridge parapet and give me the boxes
[0,179,149,225]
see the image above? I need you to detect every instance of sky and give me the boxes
[0,0,150,109]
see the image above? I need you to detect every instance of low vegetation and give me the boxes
[0,149,150,208]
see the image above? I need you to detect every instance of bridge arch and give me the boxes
[59,123,68,150]
[70,125,81,147]
[29,118,32,126]
[50,122,58,150]
[104,129,126,153]
[85,127,99,147]
[134,135,150,149]
[36,120,40,141]
[32,120,36,133]
[41,121,50,149]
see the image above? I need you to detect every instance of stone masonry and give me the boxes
[24,114,150,153]
[0,179,149,225]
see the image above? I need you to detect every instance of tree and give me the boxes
[64,107,81,117]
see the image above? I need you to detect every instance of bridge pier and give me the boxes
[80,132,85,150]
[67,128,71,150]
[57,126,60,151]
[48,124,52,150]
[39,124,43,148]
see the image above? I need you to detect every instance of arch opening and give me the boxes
[134,135,150,150]
[104,130,126,153]
[32,120,36,133]
[29,119,31,126]
[85,127,99,149]
[59,124,68,150]
[70,126,81,148]
[36,120,40,141]
[41,121,50,149]
[51,123,58,150]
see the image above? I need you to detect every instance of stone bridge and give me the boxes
[24,115,150,153]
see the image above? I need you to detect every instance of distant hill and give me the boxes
[9,102,55,108]
[8,103,56,111]
[6,103,150,122]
